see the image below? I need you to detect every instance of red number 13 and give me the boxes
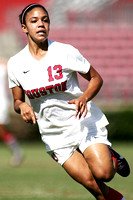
[47,65,63,82]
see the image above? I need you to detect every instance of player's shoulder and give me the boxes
[49,39,78,53]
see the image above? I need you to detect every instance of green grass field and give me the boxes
[0,142,132,200]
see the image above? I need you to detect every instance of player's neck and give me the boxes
[28,39,48,60]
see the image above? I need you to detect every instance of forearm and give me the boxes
[81,75,103,102]
[14,99,25,114]
[79,65,103,102]
[12,86,26,114]
[11,85,37,124]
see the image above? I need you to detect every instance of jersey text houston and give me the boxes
[24,80,67,99]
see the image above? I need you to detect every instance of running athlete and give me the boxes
[0,58,23,166]
[7,4,130,200]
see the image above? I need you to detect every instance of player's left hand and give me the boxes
[19,102,38,125]
[68,96,88,119]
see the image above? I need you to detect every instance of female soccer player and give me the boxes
[8,3,130,199]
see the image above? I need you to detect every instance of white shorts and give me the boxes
[47,127,111,165]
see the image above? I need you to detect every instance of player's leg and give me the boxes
[63,147,127,200]
[83,143,116,181]
[80,125,130,179]
[0,124,24,166]
[83,143,130,180]
[47,142,128,200]
[83,143,127,199]
[63,148,106,200]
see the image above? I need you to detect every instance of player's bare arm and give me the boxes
[79,65,103,101]
[12,86,37,124]
[68,66,103,119]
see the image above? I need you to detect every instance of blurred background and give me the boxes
[0,0,133,141]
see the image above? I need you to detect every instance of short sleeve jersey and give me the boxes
[8,40,109,151]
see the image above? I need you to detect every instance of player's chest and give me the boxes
[17,59,68,90]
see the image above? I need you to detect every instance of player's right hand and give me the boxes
[68,96,88,119]
[19,102,38,124]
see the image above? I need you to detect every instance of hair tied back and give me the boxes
[21,3,42,24]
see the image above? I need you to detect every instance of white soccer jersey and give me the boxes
[8,40,109,151]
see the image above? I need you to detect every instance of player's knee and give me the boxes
[80,174,96,189]
[93,167,115,182]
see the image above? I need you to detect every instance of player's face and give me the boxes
[22,7,50,44]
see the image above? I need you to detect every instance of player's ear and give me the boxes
[21,24,28,34]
